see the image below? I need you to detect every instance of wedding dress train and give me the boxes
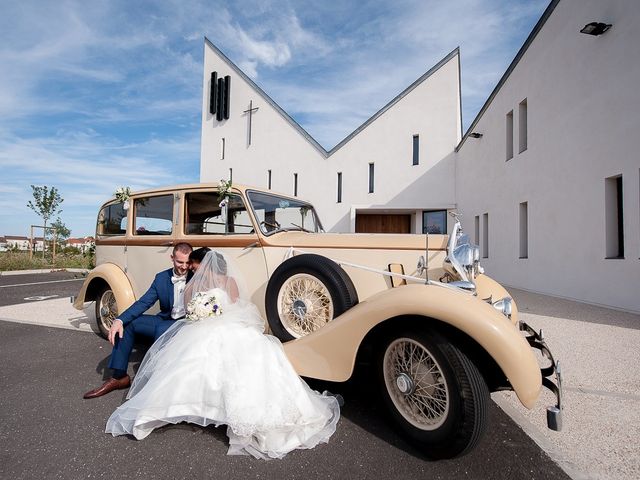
[105,288,340,459]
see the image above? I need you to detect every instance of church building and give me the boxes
[199,0,639,314]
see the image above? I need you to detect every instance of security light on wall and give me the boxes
[469,132,483,138]
[580,22,612,36]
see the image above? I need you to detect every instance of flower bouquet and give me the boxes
[114,186,131,210]
[218,179,232,207]
[186,291,222,321]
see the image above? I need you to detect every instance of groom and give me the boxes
[84,242,193,399]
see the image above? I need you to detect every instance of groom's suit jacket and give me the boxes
[118,268,192,326]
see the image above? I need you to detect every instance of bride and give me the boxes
[105,250,340,459]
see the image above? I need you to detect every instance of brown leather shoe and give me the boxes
[83,375,131,399]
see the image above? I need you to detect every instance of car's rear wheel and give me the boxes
[265,254,359,342]
[95,285,117,339]
[377,328,488,459]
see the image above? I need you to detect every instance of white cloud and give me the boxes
[0,130,199,236]
[236,29,292,67]
[0,0,549,236]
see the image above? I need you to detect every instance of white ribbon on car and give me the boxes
[283,247,427,283]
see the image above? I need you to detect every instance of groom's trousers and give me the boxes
[108,315,176,372]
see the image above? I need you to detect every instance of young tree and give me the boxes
[27,185,63,256]
[49,217,71,248]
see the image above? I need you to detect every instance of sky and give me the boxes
[0,0,549,238]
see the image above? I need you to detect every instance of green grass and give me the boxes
[0,251,94,271]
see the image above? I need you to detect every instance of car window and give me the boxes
[247,191,322,235]
[133,195,173,235]
[185,192,254,235]
[96,203,127,236]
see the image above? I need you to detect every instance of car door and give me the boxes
[182,189,269,317]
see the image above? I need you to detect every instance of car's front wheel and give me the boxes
[95,285,117,339]
[377,328,489,459]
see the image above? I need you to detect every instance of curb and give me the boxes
[0,268,90,276]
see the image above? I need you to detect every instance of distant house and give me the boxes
[5,236,30,251]
[0,236,6,252]
[4,236,45,251]
[66,236,95,253]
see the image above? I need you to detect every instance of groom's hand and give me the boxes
[109,319,124,346]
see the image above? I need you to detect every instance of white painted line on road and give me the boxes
[0,297,99,334]
[0,278,85,288]
[0,316,96,333]
[23,295,60,301]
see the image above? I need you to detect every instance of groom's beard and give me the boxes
[173,267,188,277]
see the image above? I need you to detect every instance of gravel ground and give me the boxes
[494,288,640,480]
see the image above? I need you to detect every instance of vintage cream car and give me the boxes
[74,183,562,459]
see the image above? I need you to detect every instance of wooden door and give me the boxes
[355,214,411,233]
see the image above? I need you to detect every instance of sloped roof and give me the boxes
[456,0,560,151]
[205,38,460,157]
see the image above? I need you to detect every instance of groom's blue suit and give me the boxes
[108,268,189,372]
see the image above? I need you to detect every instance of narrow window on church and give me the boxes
[518,99,528,153]
[268,170,272,190]
[412,135,419,165]
[519,201,528,259]
[474,215,480,245]
[506,110,514,161]
[294,173,298,197]
[229,168,233,183]
[337,172,342,203]
[605,175,624,258]
[220,137,225,160]
[482,213,489,258]
[368,163,375,193]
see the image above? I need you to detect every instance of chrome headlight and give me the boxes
[443,216,482,284]
[447,242,480,282]
[492,297,513,319]
[453,243,475,268]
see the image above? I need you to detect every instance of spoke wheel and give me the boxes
[383,338,450,430]
[276,273,334,338]
[265,254,359,342]
[95,286,117,339]
[377,328,489,459]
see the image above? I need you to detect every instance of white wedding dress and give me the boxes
[105,287,340,459]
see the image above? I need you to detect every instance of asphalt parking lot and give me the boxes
[0,321,569,480]
[2,271,639,479]
[0,271,569,479]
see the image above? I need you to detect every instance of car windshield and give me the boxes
[247,191,323,235]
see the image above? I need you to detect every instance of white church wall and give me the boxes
[200,41,326,196]
[323,55,460,232]
[200,41,461,234]
[456,0,640,312]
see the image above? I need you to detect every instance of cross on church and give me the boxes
[243,100,259,146]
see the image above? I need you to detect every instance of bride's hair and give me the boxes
[189,247,210,264]
[184,250,241,305]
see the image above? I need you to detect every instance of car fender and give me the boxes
[474,273,519,325]
[283,282,541,409]
[73,263,136,314]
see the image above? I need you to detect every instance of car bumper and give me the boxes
[519,320,563,431]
